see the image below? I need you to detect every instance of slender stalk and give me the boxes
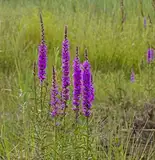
[73,120,79,159]
[40,82,44,158]
[33,61,37,118]
[54,118,57,160]
[139,0,144,17]
[75,110,79,123]
[149,61,153,96]
[120,0,125,31]
[63,106,66,128]
[40,82,43,118]
[86,117,89,159]
[61,104,67,159]
[33,61,40,157]
[147,61,152,96]
[63,102,68,129]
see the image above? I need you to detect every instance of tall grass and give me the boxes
[1,0,155,159]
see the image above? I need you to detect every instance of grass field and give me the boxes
[1,0,155,159]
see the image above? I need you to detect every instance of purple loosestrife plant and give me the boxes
[50,66,59,117]
[61,26,70,112]
[36,13,48,156]
[72,47,82,120]
[82,49,94,159]
[147,48,154,63]
[82,49,92,117]
[38,13,47,83]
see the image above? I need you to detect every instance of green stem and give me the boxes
[60,105,67,159]
[54,118,57,160]
[75,110,79,123]
[34,75,37,117]
[75,121,80,159]
[120,0,124,32]
[86,117,89,159]
[63,105,67,130]
[33,62,39,157]
[150,62,153,91]
[40,82,44,158]
[40,82,43,118]
[147,62,152,96]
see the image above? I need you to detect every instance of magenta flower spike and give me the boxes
[82,49,94,117]
[147,48,154,63]
[38,13,47,83]
[50,66,59,117]
[72,47,82,113]
[61,26,70,109]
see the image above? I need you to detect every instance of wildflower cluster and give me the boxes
[37,16,95,119]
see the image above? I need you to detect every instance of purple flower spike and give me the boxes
[72,47,82,111]
[84,50,95,103]
[38,44,47,82]
[50,66,59,117]
[130,68,135,83]
[82,49,93,117]
[61,26,70,108]
[38,13,47,82]
[147,48,154,63]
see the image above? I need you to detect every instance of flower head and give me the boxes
[61,26,70,107]
[82,49,93,117]
[38,13,47,82]
[72,47,82,111]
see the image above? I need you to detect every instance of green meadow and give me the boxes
[1,0,155,159]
